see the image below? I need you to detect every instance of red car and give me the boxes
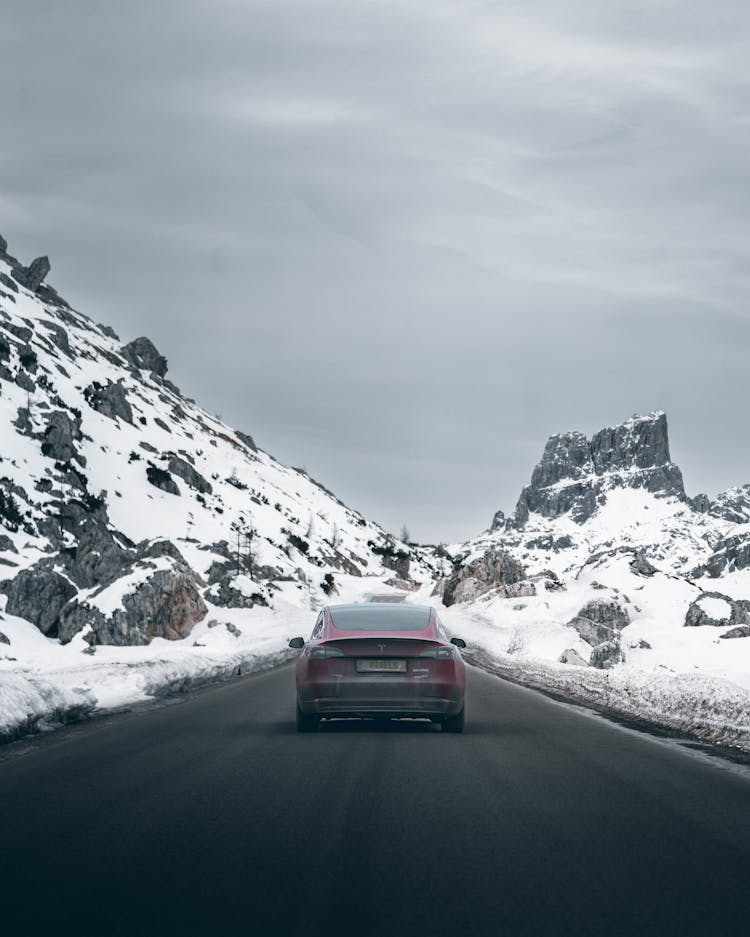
[288,603,466,732]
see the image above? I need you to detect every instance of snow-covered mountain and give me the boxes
[433,410,750,745]
[0,235,439,681]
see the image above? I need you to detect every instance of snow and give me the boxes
[696,596,732,621]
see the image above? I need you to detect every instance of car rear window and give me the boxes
[329,605,431,631]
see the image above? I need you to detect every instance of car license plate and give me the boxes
[357,659,407,673]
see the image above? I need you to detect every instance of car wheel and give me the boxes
[442,707,465,733]
[296,703,318,733]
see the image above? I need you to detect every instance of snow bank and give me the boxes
[465,645,750,752]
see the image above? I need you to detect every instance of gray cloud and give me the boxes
[2,0,749,540]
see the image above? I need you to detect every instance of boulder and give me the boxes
[558,648,589,666]
[146,464,180,495]
[442,548,526,607]
[84,380,133,424]
[235,431,257,453]
[2,565,77,635]
[13,256,50,292]
[567,599,630,647]
[684,593,748,628]
[168,455,213,494]
[0,630,10,645]
[121,336,168,377]
[59,562,207,645]
[590,638,625,669]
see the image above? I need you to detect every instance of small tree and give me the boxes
[244,526,256,579]
[331,522,340,551]
[400,524,411,544]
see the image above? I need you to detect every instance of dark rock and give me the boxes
[0,234,6,253]
[121,336,168,377]
[509,412,685,527]
[6,323,32,342]
[684,592,744,628]
[84,380,133,424]
[0,273,18,294]
[576,599,630,630]
[630,551,658,577]
[568,599,629,647]
[168,455,213,494]
[39,319,70,354]
[235,431,258,453]
[14,369,35,392]
[568,616,616,647]
[689,493,711,514]
[206,578,266,609]
[443,548,526,606]
[3,564,77,635]
[704,533,750,577]
[18,345,38,372]
[41,410,83,463]
[59,561,207,645]
[489,509,507,532]
[720,625,750,640]
[590,638,625,669]
[98,324,120,340]
[0,630,9,645]
[146,464,180,495]
[708,485,750,524]
[136,539,188,565]
[13,256,51,292]
[13,407,33,433]
[139,441,158,453]
[629,639,652,649]
[0,534,17,554]
[154,417,171,434]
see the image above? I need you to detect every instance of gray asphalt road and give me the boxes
[1,663,749,937]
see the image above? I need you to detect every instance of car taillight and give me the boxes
[307,646,345,659]
[418,646,455,660]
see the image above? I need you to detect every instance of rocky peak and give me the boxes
[510,411,686,527]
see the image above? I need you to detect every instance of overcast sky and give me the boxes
[2,1,749,542]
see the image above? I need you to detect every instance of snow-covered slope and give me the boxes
[0,235,444,737]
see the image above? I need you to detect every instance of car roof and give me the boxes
[326,603,434,614]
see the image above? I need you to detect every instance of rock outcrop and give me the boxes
[684,593,750,628]
[121,336,168,377]
[13,256,51,292]
[442,548,526,606]
[84,380,133,424]
[511,412,686,526]
[167,455,213,494]
[59,561,207,645]
[568,599,630,647]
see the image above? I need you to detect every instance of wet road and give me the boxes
[1,663,749,936]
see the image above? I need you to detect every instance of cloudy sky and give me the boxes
[2,1,749,541]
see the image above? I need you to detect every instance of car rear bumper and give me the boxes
[298,679,464,718]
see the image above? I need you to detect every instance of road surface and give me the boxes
[1,663,749,936]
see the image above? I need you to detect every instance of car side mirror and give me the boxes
[288,636,305,649]
[450,637,466,649]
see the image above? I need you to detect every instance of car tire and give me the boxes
[442,707,465,733]
[296,703,318,733]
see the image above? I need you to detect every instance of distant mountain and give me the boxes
[0,235,437,647]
